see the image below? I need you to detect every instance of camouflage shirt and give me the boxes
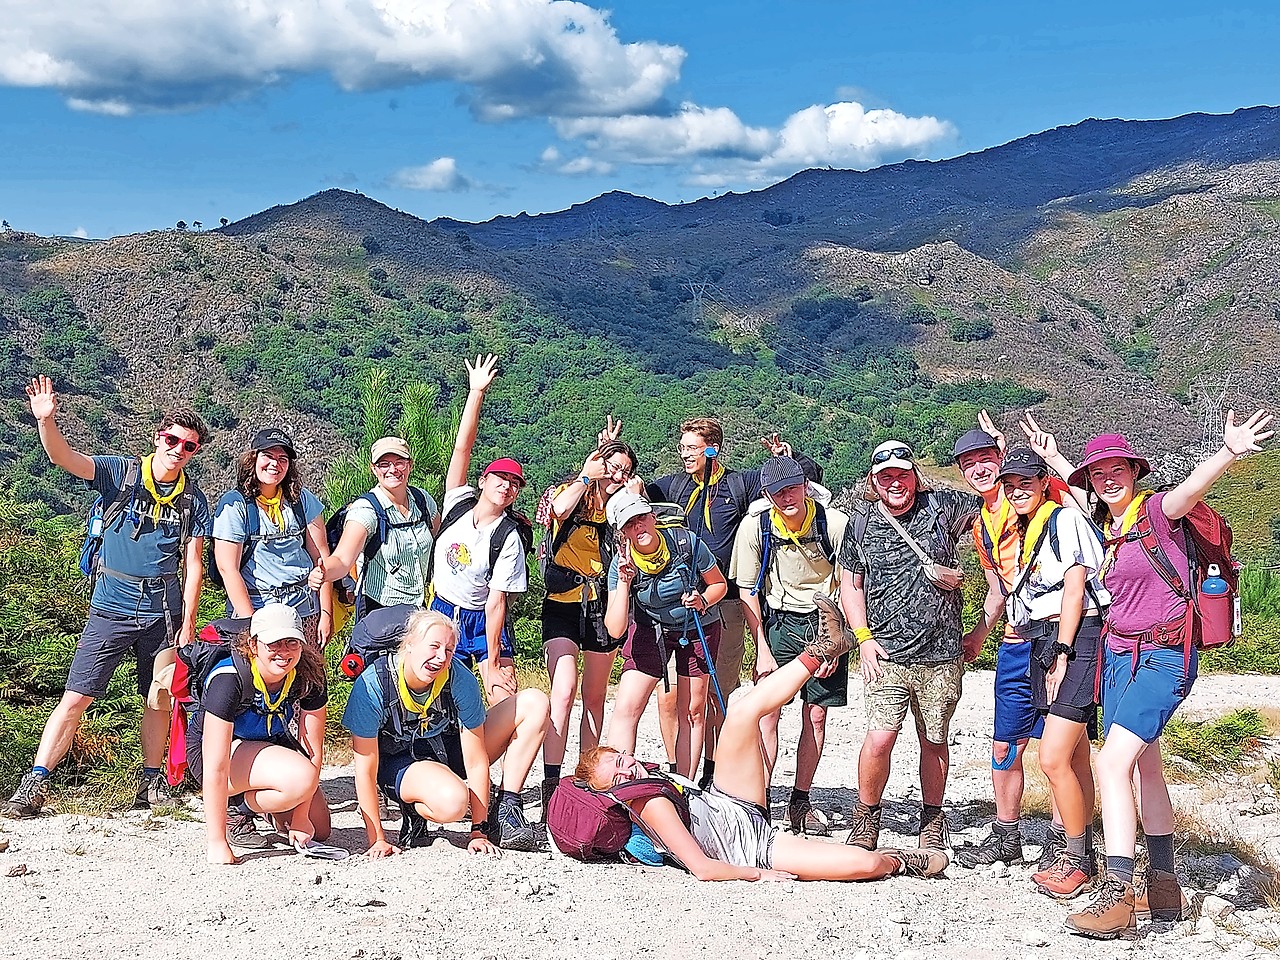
[839,489,980,665]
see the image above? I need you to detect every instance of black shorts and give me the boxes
[66,609,171,699]
[1029,616,1102,728]
[185,723,304,789]
[541,598,621,654]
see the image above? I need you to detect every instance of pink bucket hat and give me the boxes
[1068,434,1152,488]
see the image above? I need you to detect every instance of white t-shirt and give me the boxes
[1006,506,1112,628]
[431,486,528,609]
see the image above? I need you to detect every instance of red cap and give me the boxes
[481,457,526,487]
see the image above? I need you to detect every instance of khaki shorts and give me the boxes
[864,658,964,744]
[713,598,747,699]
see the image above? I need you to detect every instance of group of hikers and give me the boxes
[6,360,1273,940]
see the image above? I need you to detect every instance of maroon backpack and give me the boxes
[546,766,688,862]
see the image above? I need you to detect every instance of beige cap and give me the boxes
[147,647,177,711]
[370,436,411,464]
[251,603,305,644]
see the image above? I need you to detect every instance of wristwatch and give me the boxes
[580,475,591,486]
[1048,641,1075,661]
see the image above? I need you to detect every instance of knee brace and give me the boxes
[992,740,1019,771]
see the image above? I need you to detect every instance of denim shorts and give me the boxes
[1102,645,1197,743]
[993,640,1043,743]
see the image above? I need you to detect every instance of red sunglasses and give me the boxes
[158,432,201,454]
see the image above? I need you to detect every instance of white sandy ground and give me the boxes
[3,671,1280,960]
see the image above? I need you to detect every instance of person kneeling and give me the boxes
[193,604,332,865]
[577,614,948,882]
[343,610,551,856]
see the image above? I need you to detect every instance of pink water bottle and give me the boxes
[1198,564,1232,646]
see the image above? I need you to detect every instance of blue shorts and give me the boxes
[993,640,1044,743]
[430,595,515,665]
[1102,645,1197,743]
[377,741,466,802]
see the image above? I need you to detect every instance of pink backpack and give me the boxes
[546,767,688,862]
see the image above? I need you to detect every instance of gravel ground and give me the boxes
[3,671,1278,960]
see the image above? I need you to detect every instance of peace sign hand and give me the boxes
[25,375,58,422]
[464,354,499,393]
[597,415,623,449]
[1019,411,1060,460]
[976,409,1007,454]
[1224,409,1274,457]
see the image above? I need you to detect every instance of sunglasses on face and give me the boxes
[871,446,914,466]
[158,432,201,454]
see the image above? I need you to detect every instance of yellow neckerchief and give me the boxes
[1100,490,1152,580]
[1019,500,1059,566]
[396,653,449,716]
[250,658,296,736]
[631,532,671,576]
[256,488,284,527]
[685,461,726,534]
[771,497,816,550]
[140,453,186,523]
[981,492,1013,566]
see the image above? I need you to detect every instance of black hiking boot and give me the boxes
[954,822,1023,867]
[4,771,49,820]
[398,802,434,849]
[495,796,546,852]
[540,777,557,818]
[134,771,172,810]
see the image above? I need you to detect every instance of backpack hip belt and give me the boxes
[245,575,311,599]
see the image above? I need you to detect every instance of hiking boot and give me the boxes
[1134,868,1189,921]
[845,802,881,850]
[397,802,434,849]
[807,594,853,662]
[882,847,949,878]
[918,808,950,852]
[4,771,49,820]
[954,822,1023,868]
[540,777,557,818]
[1065,876,1137,940]
[1037,824,1066,872]
[227,811,278,851]
[787,795,830,837]
[135,771,172,809]
[1036,853,1092,899]
[495,798,546,852]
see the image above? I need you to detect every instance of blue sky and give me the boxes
[1,1,1277,239]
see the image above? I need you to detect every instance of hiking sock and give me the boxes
[1065,832,1088,861]
[994,817,1020,835]
[798,651,823,672]
[921,804,944,826]
[667,762,678,774]
[790,788,810,805]
[699,759,716,786]
[1084,823,1095,856]
[1106,855,1136,884]
[31,766,50,780]
[1146,833,1175,874]
[543,763,561,781]
[885,853,906,875]
[230,794,255,818]
[142,766,162,779]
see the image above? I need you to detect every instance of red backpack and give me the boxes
[1127,498,1238,673]
[546,766,688,862]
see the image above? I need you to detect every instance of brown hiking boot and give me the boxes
[1065,876,1137,940]
[845,802,881,850]
[1134,868,1189,921]
[808,594,853,662]
[787,795,830,837]
[918,808,950,851]
[881,847,949,878]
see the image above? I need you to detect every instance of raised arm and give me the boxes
[1162,409,1273,521]
[445,354,499,492]
[25,376,96,481]
[1019,411,1089,511]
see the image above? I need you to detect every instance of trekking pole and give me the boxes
[689,607,727,716]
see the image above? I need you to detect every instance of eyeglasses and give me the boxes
[373,458,409,472]
[677,444,706,455]
[871,446,914,466]
[260,637,302,650]
[158,432,201,454]
[605,460,634,479]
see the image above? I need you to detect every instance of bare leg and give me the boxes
[675,674,710,778]
[398,760,470,823]
[1039,715,1089,836]
[578,649,616,754]
[794,703,827,792]
[229,742,320,814]
[771,831,900,881]
[141,704,170,769]
[657,672,678,766]
[606,671,659,755]
[759,708,781,781]
[483,689,551,792]
[991,738,1028,823]
[858,730,899,807]
[32,692,94,770]
[1133,737,1174,836]
[703,599,745,766]
[1096,725,1148,859]
[542,637,580,768]
[918,735,949,807]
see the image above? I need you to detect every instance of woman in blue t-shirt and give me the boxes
[603,491,728,779]
[213,428,334,645]
[191,604,331,865]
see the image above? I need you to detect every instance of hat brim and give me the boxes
[1068,453,1151,489]
[870,457,915,475]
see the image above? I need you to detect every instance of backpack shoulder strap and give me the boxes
[360,492,389,561]
[231,651,257,712]
[814,502,836,563]
[489,514,517,573]
[408,487,432,522]
[101,457,143,530]
[1132,501,1189,600]
[439,491,478,539]
[725,470,750,513]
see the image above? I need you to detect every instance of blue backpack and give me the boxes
[79,458,195,585]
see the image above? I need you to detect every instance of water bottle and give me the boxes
[1198,563,1232,646]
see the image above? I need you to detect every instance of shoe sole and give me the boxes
[1063,921,1138,941]
[1037,880,1090,900]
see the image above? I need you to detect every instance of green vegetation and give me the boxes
[1162,708,1266,768]
[948,316,995,341]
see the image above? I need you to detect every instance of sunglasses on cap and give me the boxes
[158,432,201,454]
[871,446,914,466]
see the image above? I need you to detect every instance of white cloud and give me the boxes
[0,0,684,118]
[550,99,953,179]
[71,226,89,238]
[390,157,474,191]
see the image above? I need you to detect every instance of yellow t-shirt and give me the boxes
[547,486,608,604]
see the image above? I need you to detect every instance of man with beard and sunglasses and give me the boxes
[6,376,212,819]
[838,440,979,854]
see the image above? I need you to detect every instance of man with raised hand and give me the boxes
[731,455,850,836]
[6,376,211,818]
[839,440,979,853]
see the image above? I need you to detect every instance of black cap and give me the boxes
[997,447,1048,479]
[250,428,296,457]
[952,427,1000,458]
[760,456,806,495]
